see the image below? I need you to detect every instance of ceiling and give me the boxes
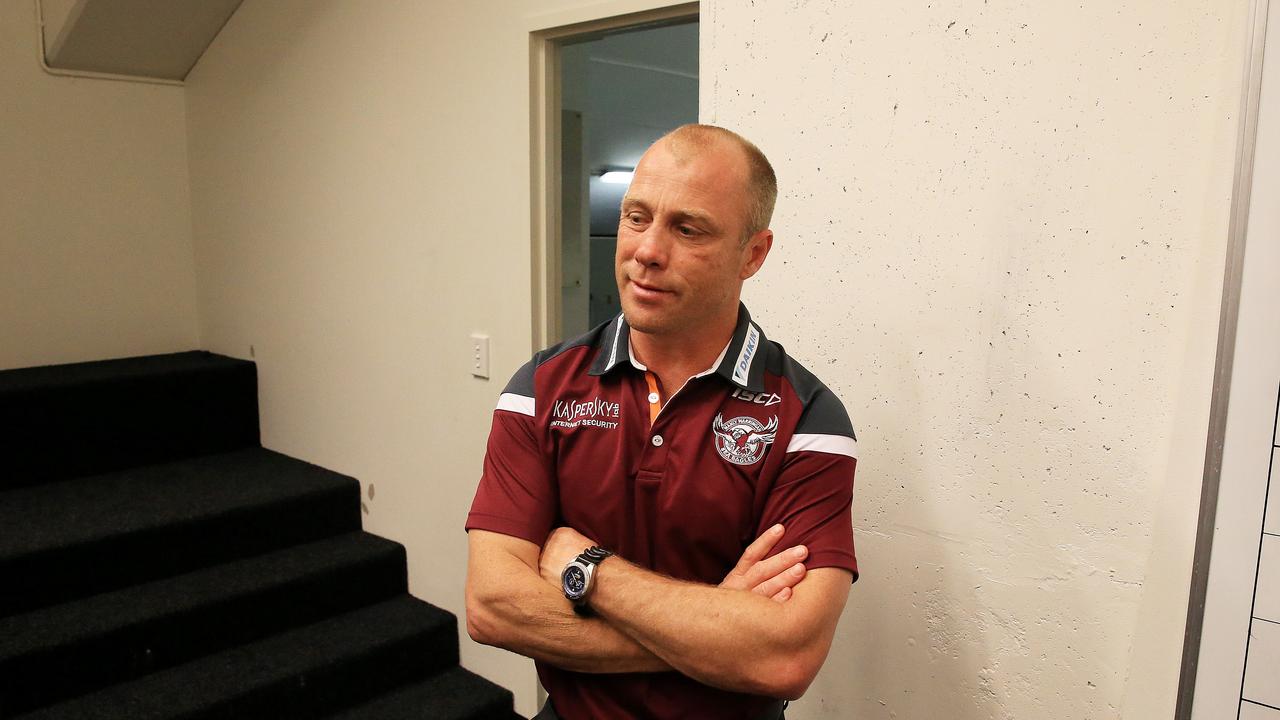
[41,0,243,80]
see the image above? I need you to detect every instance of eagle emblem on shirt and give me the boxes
[711,413,778,466]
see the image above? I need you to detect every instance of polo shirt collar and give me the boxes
[589,313,635,376]
[589,303,768,392]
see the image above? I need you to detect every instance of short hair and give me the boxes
[659,124,777,241]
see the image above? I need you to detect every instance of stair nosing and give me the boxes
[14,595,456,720]
[0,447,357,559]
[0,531,406,661]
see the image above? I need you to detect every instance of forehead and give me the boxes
[624,139,750,218]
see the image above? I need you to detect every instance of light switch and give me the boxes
[469,334,490,379]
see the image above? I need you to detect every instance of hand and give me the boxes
[539,526,597,587]
[720,524,808,603]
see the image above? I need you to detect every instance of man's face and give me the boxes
[615,139,771,339]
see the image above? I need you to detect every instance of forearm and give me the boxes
[590,557,832,698]
[465,538,670,673]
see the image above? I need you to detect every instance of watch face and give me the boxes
[563,565,587,599]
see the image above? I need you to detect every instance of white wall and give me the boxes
[0,0,199,369]
[702,1,1249,718]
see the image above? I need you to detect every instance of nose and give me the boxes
[631,225,668,269]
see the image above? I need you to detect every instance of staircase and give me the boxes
[0,351,519,719]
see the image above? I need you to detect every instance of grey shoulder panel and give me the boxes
[503,319,611,398]
[796,384,856,439]
[500,358,537,397]
[774,349,857,440]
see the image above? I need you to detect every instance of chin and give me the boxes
[619,304,672,336]
[626,318,669,336]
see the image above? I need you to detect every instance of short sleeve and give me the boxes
[757,383,859,581]
[758,452,858,581]
[465,361,558,545]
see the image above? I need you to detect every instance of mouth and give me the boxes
[632,279,665,292]
[627,278,672,301]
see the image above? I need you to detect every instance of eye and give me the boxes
[677,225,699,237]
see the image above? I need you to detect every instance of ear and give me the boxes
[739,229,773,280]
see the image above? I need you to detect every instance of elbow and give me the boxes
[464,603,492,645]
[464,583,501,646]
[771,663,819,701]
[751,649,824,700]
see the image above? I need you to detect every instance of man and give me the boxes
[465,124,858,719]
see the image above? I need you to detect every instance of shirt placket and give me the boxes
[633,370,674,568]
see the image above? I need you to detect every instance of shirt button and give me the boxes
[651,434,664,447]
[647,392,660,404]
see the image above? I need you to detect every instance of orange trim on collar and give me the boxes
[643,371,661,426]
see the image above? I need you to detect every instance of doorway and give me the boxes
[529,5,699,348]
[558,22,698,339]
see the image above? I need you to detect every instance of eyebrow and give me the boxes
[620,195,647,213]
[671,208,716,229]
[621,197,719,231]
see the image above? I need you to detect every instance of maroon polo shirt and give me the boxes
[466,304,859,720]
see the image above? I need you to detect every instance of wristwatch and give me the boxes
[561,545,614,613]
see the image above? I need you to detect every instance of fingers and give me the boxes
[770,586,793,603]
[728,523,785,577]
[740,543,808,591]
[753,561,807,599]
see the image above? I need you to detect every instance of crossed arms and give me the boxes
[465,524,851,700]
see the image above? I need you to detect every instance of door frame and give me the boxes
[1176,0,1274,716]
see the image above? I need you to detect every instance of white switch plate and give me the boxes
[469,333,490,379]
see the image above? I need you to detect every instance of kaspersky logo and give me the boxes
[550,396,620,430]
[711,413,778,466]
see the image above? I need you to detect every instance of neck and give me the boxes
[629,308,739,391]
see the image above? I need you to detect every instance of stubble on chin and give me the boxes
[620,308,662,336]
[619,300,680,338]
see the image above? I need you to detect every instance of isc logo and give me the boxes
[731,388,782,406]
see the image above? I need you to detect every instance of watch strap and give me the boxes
[580,546,613,566]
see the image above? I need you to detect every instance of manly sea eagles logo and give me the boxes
[711,413,778,466]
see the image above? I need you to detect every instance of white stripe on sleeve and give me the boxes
[785,433,858,458]
[495,393,535,417]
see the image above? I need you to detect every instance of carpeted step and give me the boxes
[323,666,518,720]
[0,447,360,617]
[0,532,407,715]
[12,595,459,720]
[0,351,259,489]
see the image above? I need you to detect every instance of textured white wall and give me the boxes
[0,0,198,369]
[702,1,1248,718]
